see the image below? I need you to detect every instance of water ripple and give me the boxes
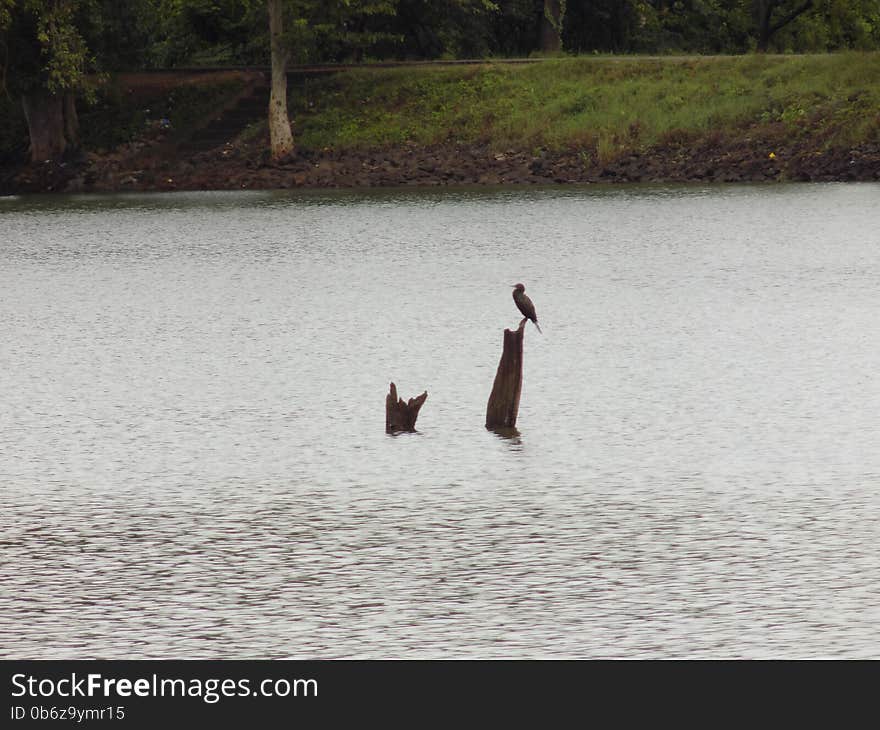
[2,184,880,658]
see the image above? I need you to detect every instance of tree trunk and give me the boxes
[268,0,294,161]
[21,91,67,162]
[485,320,525,430]
[20,90,80,163]
[539,0,564,53]
[386,382,428,433]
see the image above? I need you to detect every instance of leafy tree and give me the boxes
[156,0,266,66]
[638,1,751,53]
[1,0,95,162]
[0,0,167,162]
[753,0,816,51]
[82,0,161,69]
[391,0,497,59]
[564,0,880,54]
[763,0,880,51]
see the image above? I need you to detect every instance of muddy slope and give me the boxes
[4,125,879,195]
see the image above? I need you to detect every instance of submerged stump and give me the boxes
[485,319,525,430]
[385,382,428,433]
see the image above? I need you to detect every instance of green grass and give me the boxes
[287,52,880,158]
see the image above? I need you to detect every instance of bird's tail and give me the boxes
[533,320,542,334]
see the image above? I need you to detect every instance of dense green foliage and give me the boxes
[152,1,880,62]
[1,0,95,96]
[5,0,880,85]
[171,1,880,61]
[3,0,880,110]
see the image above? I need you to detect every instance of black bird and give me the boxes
[511,283,542,333]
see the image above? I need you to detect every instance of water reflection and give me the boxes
[489,426,522,443]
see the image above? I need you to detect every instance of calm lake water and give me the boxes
[2,183,879,659]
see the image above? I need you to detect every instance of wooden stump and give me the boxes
[485,319,525,430]
[385,382,428,433]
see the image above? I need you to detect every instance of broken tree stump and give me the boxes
[385,382,428,433]
[485,319,525,430]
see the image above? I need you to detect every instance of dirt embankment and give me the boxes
[4,121,879,195]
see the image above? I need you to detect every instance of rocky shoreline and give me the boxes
[3,127,879,195]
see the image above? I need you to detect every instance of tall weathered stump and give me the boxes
[385,382,428,433]
[485,320,525,430]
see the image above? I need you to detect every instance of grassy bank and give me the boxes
[3,53,879,192]
[289,53,880,162]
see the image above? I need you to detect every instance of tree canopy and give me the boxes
[4,0,880,86]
